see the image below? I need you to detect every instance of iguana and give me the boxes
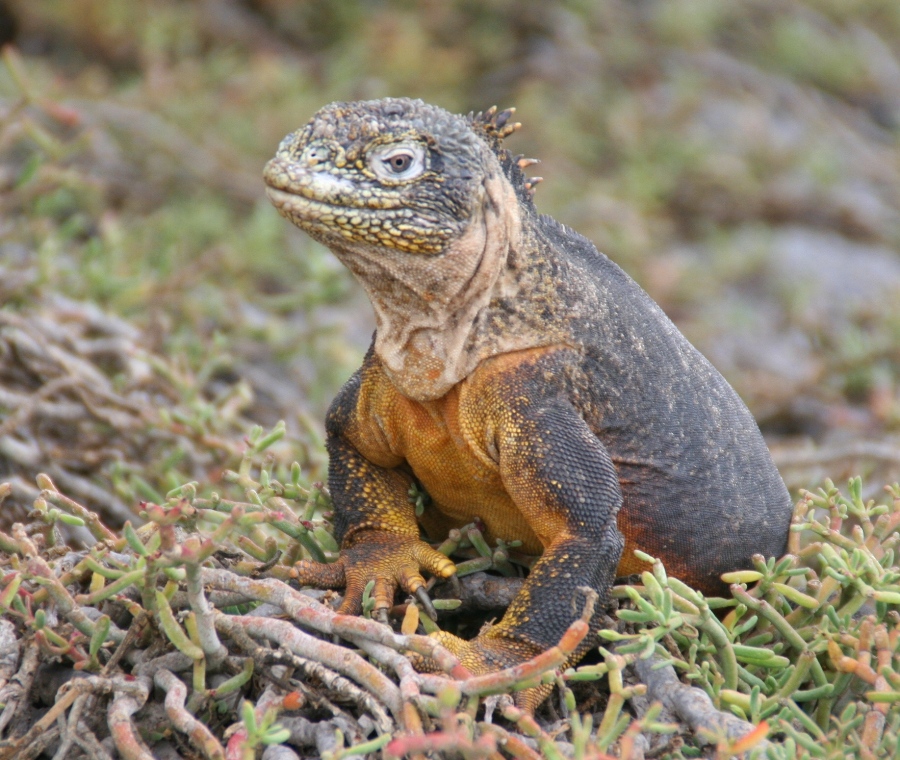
[263,98,793,689]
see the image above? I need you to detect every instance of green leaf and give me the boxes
[155,590,204,659]
[89,615,111,658]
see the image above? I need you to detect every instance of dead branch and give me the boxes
[632,652,772,752]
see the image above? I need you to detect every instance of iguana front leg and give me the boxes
[294,375,455,616]
[435,393,625,681]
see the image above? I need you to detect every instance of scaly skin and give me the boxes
[263,98,793,696]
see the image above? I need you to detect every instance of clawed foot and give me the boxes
[293,531,456,617]
[421,629,551,711]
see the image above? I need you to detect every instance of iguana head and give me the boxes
[264,98,558,401]
[264,98,522,255]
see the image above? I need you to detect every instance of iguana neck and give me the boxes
[331,170,564,401]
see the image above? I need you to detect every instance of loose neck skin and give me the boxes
[329,169,547,401]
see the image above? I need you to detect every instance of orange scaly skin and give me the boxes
[264,98,794,692]
[317,345,624,675]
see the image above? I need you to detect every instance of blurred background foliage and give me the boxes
[2,0,900,517]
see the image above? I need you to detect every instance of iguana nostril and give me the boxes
[302,143,331,167]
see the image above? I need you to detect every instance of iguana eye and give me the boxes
[368,143,426,182]
[385,153,413,173]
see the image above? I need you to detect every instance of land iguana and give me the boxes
[263,98,793,687]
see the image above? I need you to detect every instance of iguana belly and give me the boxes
[390,388,546,555]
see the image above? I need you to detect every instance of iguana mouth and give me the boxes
[263,183,364,244]
[263,157,377,210]
[264,185,356,225]
[263,156,450,253]
[265,157,396,243]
